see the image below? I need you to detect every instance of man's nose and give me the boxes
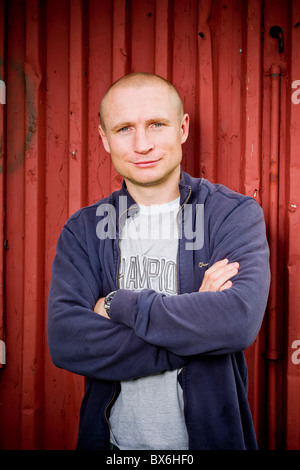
[133,129,154,154]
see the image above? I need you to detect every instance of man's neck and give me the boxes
[125,175,181,206]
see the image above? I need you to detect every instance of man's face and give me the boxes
[99,83,189,190]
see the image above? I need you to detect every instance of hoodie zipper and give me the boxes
[175,186,192,294]
[104,382,117,448]
[176,186,192,430]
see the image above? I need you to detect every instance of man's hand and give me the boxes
[94,297,109,318]
[199,259,239,292]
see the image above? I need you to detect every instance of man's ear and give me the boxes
[98,125,111,153]
[180,113,190,144]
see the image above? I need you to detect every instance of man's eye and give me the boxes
[117,126,132,134]
[152,123,163,128]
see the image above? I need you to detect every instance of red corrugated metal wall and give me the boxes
[0,0,299,450]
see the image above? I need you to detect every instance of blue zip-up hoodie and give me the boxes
[47,169,270,450]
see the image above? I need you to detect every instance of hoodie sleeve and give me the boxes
[109,198,270,356]
[47,223,185,381]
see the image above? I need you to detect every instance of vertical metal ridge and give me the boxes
[267,64,281,450]
[21,0,47,449]
[0,0,6,372]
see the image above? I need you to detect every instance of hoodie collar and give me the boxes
[118,166,192,208]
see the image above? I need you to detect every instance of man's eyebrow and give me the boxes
[147,117,172,125]
[111,121,133,132]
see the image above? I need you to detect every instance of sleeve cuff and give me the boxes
[109,289,139,327]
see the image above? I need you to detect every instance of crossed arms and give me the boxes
[47,198,270,381]
[94,258,240,319]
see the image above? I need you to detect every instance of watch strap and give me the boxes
[104,290,117,317]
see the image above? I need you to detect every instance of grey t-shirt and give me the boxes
[109,198,189,450]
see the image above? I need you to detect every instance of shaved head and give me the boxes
[100,72,184,132]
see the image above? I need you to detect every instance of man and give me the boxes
[47,72,270,450]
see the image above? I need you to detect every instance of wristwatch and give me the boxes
[104,291,117,317]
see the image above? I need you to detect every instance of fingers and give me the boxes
[219,280,232,291]
[199,259,239,292]
[94,297,109,319]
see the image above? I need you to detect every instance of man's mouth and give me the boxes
[133,160,160,168]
